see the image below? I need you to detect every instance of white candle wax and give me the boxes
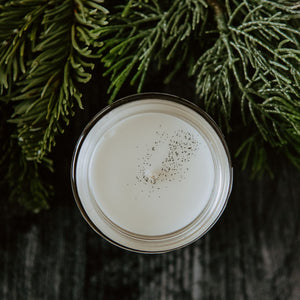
[89,113,214,235]
[72,94,232,252]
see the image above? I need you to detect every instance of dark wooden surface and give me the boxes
[1,72,300,299]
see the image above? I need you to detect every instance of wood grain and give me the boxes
[1,163,300,299]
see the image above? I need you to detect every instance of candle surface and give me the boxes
[73,96,232,251]
[89,112,215,236]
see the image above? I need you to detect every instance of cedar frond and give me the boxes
[193,0,300,173]
[96,0,208,103]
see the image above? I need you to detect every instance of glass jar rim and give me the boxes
[70,92,233,253]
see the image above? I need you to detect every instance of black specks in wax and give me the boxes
[136,125,200,196]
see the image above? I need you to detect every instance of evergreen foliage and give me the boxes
[0,0,299,211]
[0,0,108,212]
[96,0,208,101]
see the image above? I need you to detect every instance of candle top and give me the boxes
[73,96,232,251]
[89,112,215,236]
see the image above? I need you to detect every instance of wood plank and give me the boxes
[1,163,299,299]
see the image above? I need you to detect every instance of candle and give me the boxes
[71,93,232,253]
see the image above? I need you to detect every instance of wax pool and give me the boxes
[89,112,215,236]
[72,95,232,252]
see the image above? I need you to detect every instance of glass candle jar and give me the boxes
[71,93,233,253]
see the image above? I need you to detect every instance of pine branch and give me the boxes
[3,143,53,213]
[0,104,52,213]
[5,0,108,162]
[96,0,208,103]
[0,0,108,210]
[0,0,47,93]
